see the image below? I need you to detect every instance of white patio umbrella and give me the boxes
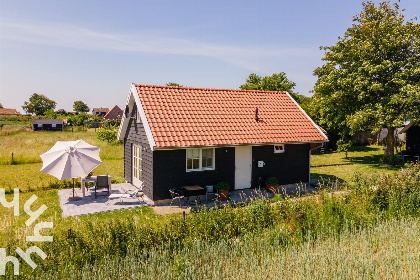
[40,139,102,199]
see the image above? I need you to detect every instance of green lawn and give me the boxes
[0,129,124,192]
[311,145,402,183]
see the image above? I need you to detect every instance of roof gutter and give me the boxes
[153,140,328,150]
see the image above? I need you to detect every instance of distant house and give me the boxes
[400,120,420,159]
[104,105,123,121]
[32,119,64,131]
[92,107,109,117]
[56,109,67,114]
[0,108,21,116]
[118,84,328,204]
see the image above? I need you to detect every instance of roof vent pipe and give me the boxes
[255,107,259,122]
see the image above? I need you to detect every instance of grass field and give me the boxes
[0,128,124,192]
[29,217,420,279]
[1,127,419,278]
[311,145,402,183]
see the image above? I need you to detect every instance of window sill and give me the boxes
[186,168,215,172]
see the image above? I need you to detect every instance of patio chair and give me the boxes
[108,188,144,204]
[205,185,218,202]
[94,175,110,198]
[169,189,185,207]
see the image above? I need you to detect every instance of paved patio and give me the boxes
[58,183,151,218]
[58,182,318,217]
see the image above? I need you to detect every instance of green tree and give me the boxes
[166,82,183,87]
[22,93,56,116]
[73,101,90,113]
[240,72,301,102]
[0,103,3,108]
[311,1,420,156]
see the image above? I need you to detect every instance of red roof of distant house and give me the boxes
[93,108,109,113]
[132,84,327,148]
[0,108,21,115]
[104,105,123,120]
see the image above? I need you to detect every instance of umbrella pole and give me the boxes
[69,178,81,201]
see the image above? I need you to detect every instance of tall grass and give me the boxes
[27,217,420,279]
[4,164,419,278]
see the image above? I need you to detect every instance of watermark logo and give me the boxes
[0,188,53,276]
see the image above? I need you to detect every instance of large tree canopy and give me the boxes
[73,101,90,113]
[240,72,305,103]
[311,1,420,155]
[22,93,56,116]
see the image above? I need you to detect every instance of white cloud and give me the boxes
[0,17,319,73]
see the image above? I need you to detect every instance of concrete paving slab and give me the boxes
[58,182,318,217]
[58,183,151,218]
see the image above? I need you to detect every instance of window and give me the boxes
[202,148,214,168]
[133,145,142,186]
[274,144,285,153]
[136,110,141,123]
[186,148,215,171]
[52,124,56,128]
[38,124,43,128]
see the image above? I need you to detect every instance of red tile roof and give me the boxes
[93,108,109,113]
[0,108,20,115]
[104,105,123,120]
[135,84,327,148]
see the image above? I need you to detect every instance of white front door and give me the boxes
[132,144,142,188]
[235,146,252,190]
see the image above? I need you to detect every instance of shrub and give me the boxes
[380,154,403,166]
[265,177,279,185]
[97,122,120,143]
[336,139,355,159]
[216,181,230,190]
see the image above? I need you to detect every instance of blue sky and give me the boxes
[0,0,419,112]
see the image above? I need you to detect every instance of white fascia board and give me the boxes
[117,86,133,141]
[399,120,414,134]
[130,83,156,150]
[284,91,329,142]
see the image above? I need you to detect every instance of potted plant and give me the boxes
[216,182,230,201]
[265,177,279,193]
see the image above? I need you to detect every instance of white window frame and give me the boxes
[52,124,57,128]
[274,144,285,153]
[132,144,142,186]
[38,124,43,128]
[186,148,215,172]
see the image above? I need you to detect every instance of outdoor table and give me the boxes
[182,185,205,204]
[81,175,111,197]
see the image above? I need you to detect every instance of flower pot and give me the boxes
[266,183,278,193]
[219,190,229,201]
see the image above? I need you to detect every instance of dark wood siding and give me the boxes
[406,125,420,155]
[152,147,235,201]
[123,105,153,199]
[251,144,310,186]
[33,124,63,131]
